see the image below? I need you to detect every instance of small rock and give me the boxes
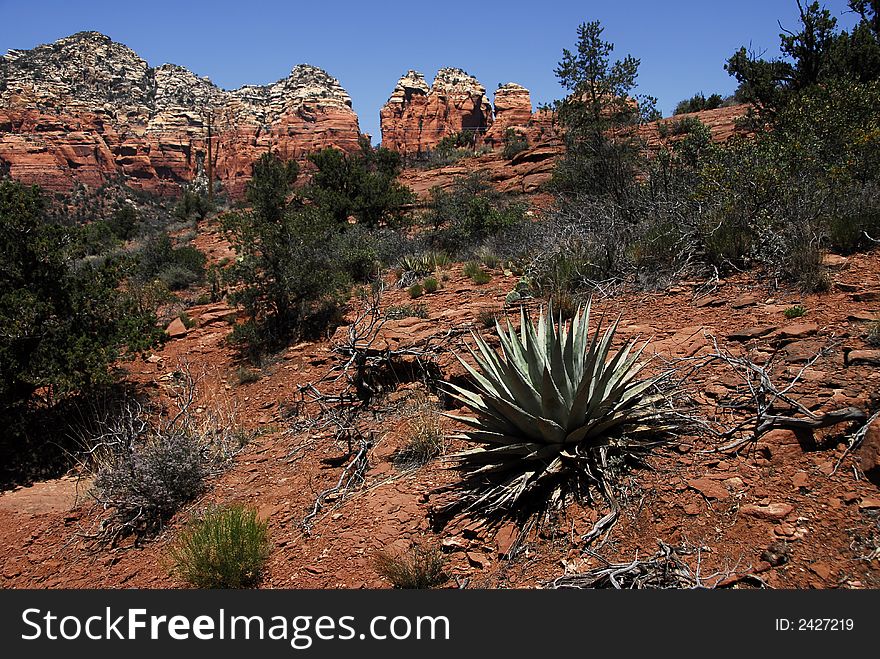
[792,471,810,490]
[731,294,760,309]
[741,503,794,520]
[683,503,702,515]
[855,416,880,479]
[695,296,725,308]
[495,523,519,558]
[441,537,468,552]
[466,551,488,569]
[165,317,188,338]
[852,291,880,302]
[858,498,880,510]
[774,323,819,341]
[821,254,848,268]
[848,350,880,366]
[809,562,834,580]
[727,326,777,342]
[774,523,797,538]
[687,478,729,500]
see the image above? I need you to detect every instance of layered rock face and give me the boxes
[0,32,361,196]
[379,68,495,156]
[483,83,533,145]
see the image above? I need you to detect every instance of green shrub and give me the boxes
[477,248,500,269]
[784,305,807,319]
[107,204,139,240]
[386,303,428,320]
[423,276,439,293]
[0,180,162,411]
[158,265,198,291]
[426,173,528,256]
[472,270,492,285]
[222,154,349,357]
[170,504,270,588]
[373,542,447,589]
[673,93,723,116]
[305,137,415,228]
[408,283,424,299]
[502,128,529,159]
[137,234,206,289]
[463,261,481,278]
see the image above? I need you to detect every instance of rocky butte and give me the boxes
[0,32,362,196]
[379,67,497,156]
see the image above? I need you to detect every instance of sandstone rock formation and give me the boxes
[379,68,494,156]
[484,83,533,146]
[0,32,361,196]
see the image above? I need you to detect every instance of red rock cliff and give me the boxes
[0,32,362,196]
[379,68,494,156]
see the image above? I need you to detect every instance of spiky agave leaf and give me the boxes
[444,302,674,516]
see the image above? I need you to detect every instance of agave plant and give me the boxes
[445,301,672,515]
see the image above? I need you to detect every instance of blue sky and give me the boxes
[0,0,860,142]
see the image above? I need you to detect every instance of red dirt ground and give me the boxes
[1,232,879,589]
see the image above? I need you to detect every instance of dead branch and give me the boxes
[546,541,757,589]
[301,430,372,533]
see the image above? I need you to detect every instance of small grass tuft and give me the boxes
[408,283,424,299]
[395,394,444,469]
[170,504,270,589]
[423,276,439,293]
[386,303,428,320]
[784,304,807,319]
[235,365,262,386]
[373,541,448,589]
[475,307,499,329]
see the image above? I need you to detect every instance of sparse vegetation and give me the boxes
[386,303,428,320]
[408,283,424,299]
[234,365,262,385]
[475,307,499,329]
[866,318,880,346]
[423,276,439,293]
[169,504,270,588]
[425,173,528,257]
[784,304,807,319]
[373,541,447,589]
[394,394,444,469]
[673,92,724,115]
[502,127,529,159]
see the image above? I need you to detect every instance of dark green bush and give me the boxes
[222,154,349,359]
[502,128,529,159]
[137,234,206,289]
[0,181,161,411]
[170,504,270,589]
[423,276,439,293]
[673,93,724,115]
[426,173,528,256]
